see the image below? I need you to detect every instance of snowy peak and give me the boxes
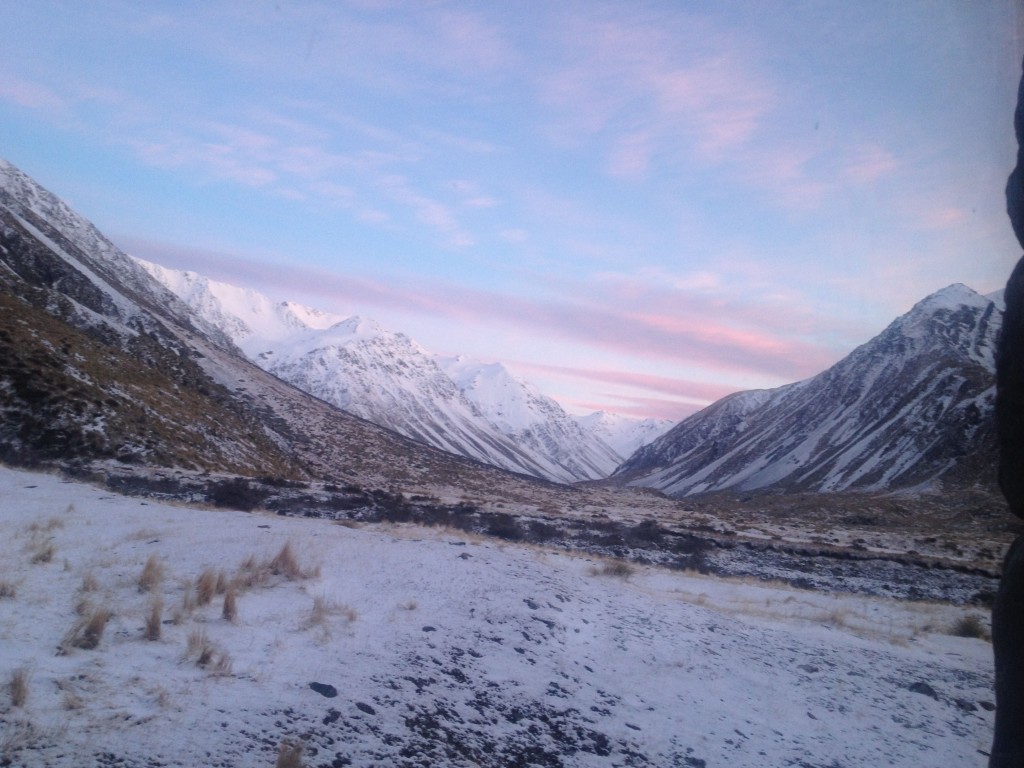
[134,257,344,347]
[143,263,624,482]
[616,284,1000,495]
[575,411,674,460]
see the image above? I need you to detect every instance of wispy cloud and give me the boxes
[0,73,65,111]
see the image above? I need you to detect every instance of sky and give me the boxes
[1,1,1022,420]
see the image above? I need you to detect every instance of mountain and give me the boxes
[0,156,566,498]
[575,410,674,459]
[137,260,626,482]
[614,284,999,496]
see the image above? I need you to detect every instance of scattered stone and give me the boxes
[422,626,436,632]
[798,664,820,674]
[310,682,338,698]
[355,702,376,715]
[908,681,939,700]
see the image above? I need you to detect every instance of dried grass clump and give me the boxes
[0,581,15,599]
[138,554,164,593]
[195,568,219,606]
[222,586,238,623]
[589,560,635,579]
[276,738,305,768]
[80,571,99,593]
[30,542,55,565]
[306,595,357,633]
[184,629,232,675]
[145,598,163,641]
[269,542,302,579]
[951,614,989,640]
[63,607,112,652]
[234,542,319,590]
[9,667,28,708]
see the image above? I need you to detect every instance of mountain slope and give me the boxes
[0,157,567,497]
[615,284,999,496]
[138,260,625,482]
[438,355,624,478]
[575,410,674,459]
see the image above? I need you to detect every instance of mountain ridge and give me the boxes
[614,283,999,496]
[137,258,668,482]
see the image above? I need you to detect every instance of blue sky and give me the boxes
[1,1,1021,419]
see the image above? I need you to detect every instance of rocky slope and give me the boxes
[0,156,563,498]
[615,284,999,496]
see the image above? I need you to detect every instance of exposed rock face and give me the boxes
[615,284,999,496]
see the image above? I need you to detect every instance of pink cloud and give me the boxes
[118,235,840,386]
[513,362,738,403]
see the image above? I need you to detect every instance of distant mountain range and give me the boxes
[136,260,671,483]
[614,283,999,495]
[0,156,1000,499]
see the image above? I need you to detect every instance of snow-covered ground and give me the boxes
[0,466,995,767]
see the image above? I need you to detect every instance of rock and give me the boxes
[355,702,376,715]
[907,681,939,700]
[309,682,338,698]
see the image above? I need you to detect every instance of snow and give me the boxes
[574,411,674,460]
[0,466,996,766]
[138,259,625,482]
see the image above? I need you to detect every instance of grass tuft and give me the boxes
[9,667,28,708]
[195,568,218,606]
[145,597,163,641]
[138,554,164,593]
[63,607,112,652]
[222,586,238,623]
[0,581,15,599]
[276,739,305,768]
[951,614,989,640]
[589,560,635,579]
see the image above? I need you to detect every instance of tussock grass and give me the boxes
[184,629,232,675]
[589,560,635,579]
[234,541,319,590]
[951,614,989,640]
[79,572,99,593]
[9,667,28,708]
[138,554,164,593]
[62,607,112,652]
[222,586,238,623]
[307,595,357,629]
[145,598,163,641]
[30,542,55,564]
[171,582,195,625]
[276,739,305,768]
[195,568,218,606]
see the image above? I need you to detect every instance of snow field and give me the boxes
[0,466,996,767]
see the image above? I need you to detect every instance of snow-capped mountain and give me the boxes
[438,356,624,479]
[137,261,625,482]
[615,283,999,495]
[0,156,558,496]
[575,411,674,460]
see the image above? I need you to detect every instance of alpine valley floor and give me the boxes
[0,466,998,767]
